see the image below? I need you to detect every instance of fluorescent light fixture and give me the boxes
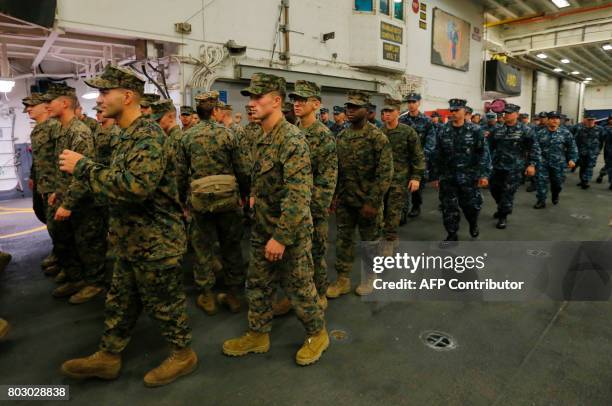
[585,77,593,80]
[603,44,612,51]
[551,0,570,8]
[571,71,580,75]
[394,0,402,2]
[560,58,570,63]
[82,91,100,100]
[0,79,16,93]
[536,53,548,59]
[554,68,563,72]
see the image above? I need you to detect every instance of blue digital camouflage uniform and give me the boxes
[430,121,491,236]
[489,123,541,216]
[534,126,578,203]
[602,125,612,187]
[574,124,604,184]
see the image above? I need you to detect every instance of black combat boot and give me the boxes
[580,182,590,190]
[408,206,421,218]
[595,174,603,184]
[533,200,546,209]
[469,222,479,238]
[496,216,507,229]
[439,233,458,248]
[493,211,499,219]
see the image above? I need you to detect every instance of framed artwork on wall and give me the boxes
[431,8,470,72]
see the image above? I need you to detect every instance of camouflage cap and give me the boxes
[282,102,294,113]
[216,100,226,109]
[222,104,233,111]
[320,107,329,114]
[22,92,51,107]
[485,112,497,120]
[504,103,520,113]
[288,80,321,99]
[345,90,370,107]
[47,83,76,99]
[150,99,176,121]
[140,93,161,107]
[448,98,467,110]
[241,72,286,97]
[180,106,194,115]
[382,97,402,111]
[404,92,422,102]
[84,65,145,94]
[195,90,219,102]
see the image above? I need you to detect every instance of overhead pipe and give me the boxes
[485,3,612,28]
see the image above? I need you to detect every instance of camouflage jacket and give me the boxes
[54,117,94,210]
[81,115,99,134]
[574,125,604,156]
[336,123,393,208]
[181,119,249,204]
[603,126,612,161]
[430,122,491,183]
[534,127,578,168]
[300,120,338,219]
[490,123,541,171]
[239,122,262,175]
[399,111,436,159]
[30,118,61,194]
[73,116,186,261]
[382,123,425,184]
[251,118,312,246]
[93,124,121,166]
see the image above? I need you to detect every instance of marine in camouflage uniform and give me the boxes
[289,80,338,298]
[60,66,194,385]
[223,73,328,366]
[46,84,107,300]
[180,105,195,131]
[328,90,393,298]
[78,105,100,134]
[533,111,578,208]
[238,110,263,175]
[574,112,605,188]
[399,93,436,218]
[380,98,425,241]
[178,92,249,315]
[488,104,540,229]
[430,99,491,241]
[140,93,161,118]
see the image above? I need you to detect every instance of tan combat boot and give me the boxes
[0,251,11,273]
[69,286,105,305]
[41,253,57,270]
[143,347,198,387]
[53,281,86,298]
[355,276,376,296]
[0,318,10,340]
[54,270,67,284]
[196,291,218,315]
[318,294,328,311]
[43,264,60,277]
[296,328,329,366]
[223,331,270,357]
[272,296,292,316]
[61,351,121,380]
[326,276,351,299]
[217,288,242,313]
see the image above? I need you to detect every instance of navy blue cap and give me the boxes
[583,111,596,119]
[465,106,473,114]
[504,103,520,113]
[519,113,529,118]
[404,92,421,102]
[485,112,497,120]
[368,104,377,112]
[320,107,329,114]
[430,111,441,118]
[448,98,467,110]
[333,106,345,114]
[547,111,561,118]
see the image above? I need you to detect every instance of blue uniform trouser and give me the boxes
[536,164,565,202]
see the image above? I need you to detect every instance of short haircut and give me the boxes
[196,100,215,120]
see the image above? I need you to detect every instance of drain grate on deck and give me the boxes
[526,249,551,258]
[570,213,591,220]
[420,330,457,351]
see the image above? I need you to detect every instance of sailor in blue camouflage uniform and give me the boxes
[399,93,436,218]
[533,111,578,209]
[330,106,348,136]
[319,107,334,129]
[596,115,612,186]
[367,104,383,129]
[430,99,490,241]
[574,111,605,189]
[430,111,443,133]
[489,104,540,229]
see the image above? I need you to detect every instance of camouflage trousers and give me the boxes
[384,181,408,241]
[191,210,245,292]
[312,216,330,296]
[439,180,482,234]
[577,153,598,183]
[246,232,324,335]
[100,256,192,354]
[32,189,47,224]
[46,201,107,285]
[536,164,566,202]
[335,203,382,278]
[489,169,523,216]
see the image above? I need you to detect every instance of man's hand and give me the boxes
[54,206,72,221]
[567,160,576,169]
[431,180,440,190]
[28,179,34,190]
[59,150,85,175]
[478,178,489,188]
[48,193,57,206]
[525,165,536,177]
[408,180,420,193]
[265,238,285,262]
[360,203,378,219]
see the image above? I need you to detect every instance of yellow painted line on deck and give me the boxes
[0,225,47,239]
[0,207,33,212]
[0,211,34,216]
